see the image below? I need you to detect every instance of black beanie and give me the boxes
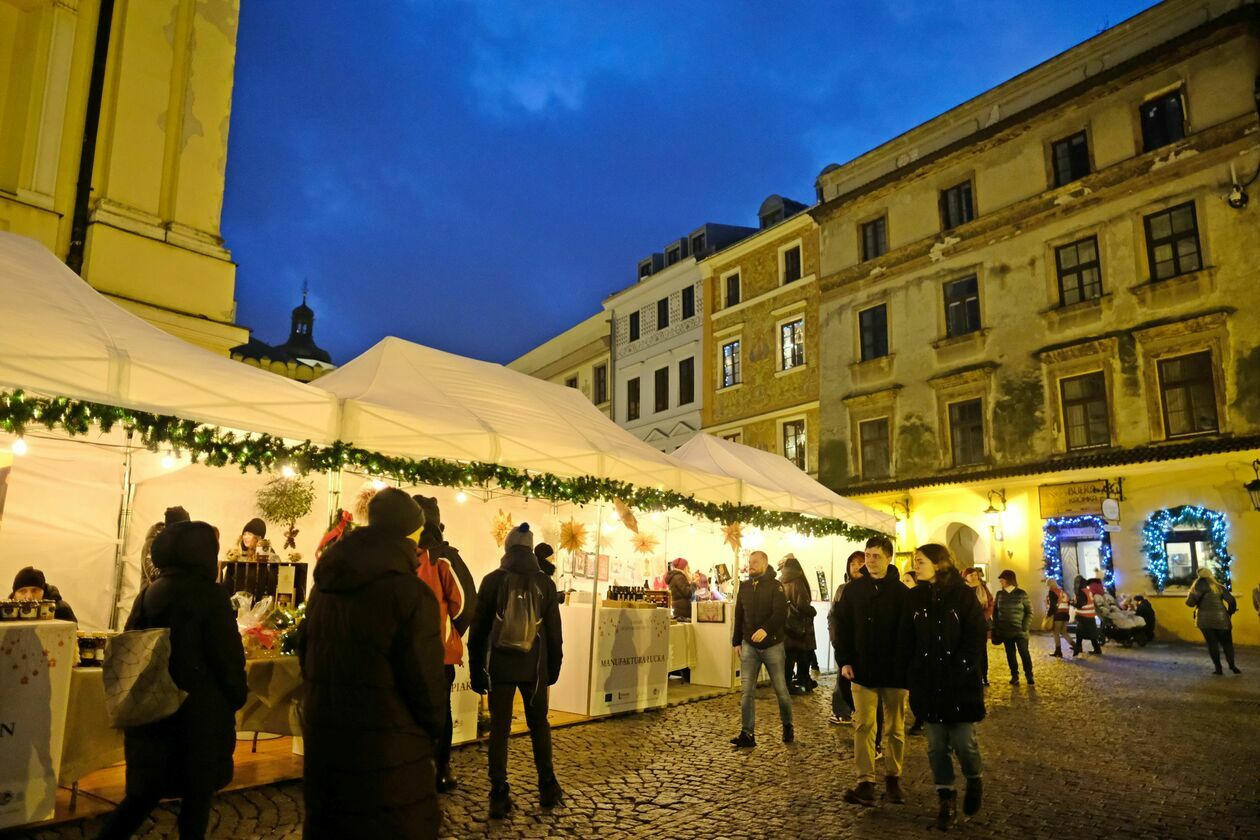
[535,543,555,562]
[164,506,190,526]
[413,495,443,544]
[12,566,46,592]
[243,518,267,538]
[368,488,425,538]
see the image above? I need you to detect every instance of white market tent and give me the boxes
[670,433,895,533]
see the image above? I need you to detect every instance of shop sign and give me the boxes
[1039,481,1110,519]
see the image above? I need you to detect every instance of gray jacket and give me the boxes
[1186,578,1236,631]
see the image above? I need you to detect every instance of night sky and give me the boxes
[222,0,1159,366]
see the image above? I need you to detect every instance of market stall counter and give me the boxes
[689,600,740,689]
[551,600,669,717]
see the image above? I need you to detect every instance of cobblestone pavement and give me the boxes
[17,640,1260,839]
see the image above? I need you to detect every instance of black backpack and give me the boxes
[493,572,541,653]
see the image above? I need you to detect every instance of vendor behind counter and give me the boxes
[9,565,77,622]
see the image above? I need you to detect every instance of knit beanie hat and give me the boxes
[368,487,425,538]
[243,518,267,538]
[671,557,688,571]
[505,523,533,550]
[12,566,46,592]
[165,506,190,526]
[535,542,555,562]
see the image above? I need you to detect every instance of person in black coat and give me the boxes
[97,521,247,840]
[666,558,696,620]
[779,554,817,694]
[299,488,447,840]
[10,566,78,622]
[903,543,987,830]
[729,551,793,748]
[1132,594,1156,645]
[468,523,564,819]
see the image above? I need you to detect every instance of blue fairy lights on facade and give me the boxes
[1140,505,1232,592]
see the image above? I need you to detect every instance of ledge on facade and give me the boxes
[1032,306,1236,361]
[841,382,903,407]
[1128,266,1217,309]
[1041,293,1112,333]
[931,328,989,358]
[830,432,1260,496]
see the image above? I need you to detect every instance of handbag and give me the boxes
[990,628,1006,646]
[102,592,188,728]
[1040,613,1055,631]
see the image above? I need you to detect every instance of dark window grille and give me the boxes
[858,304,888,362]
[949,399,985,466]
[1060,372,1110,450]
[859,418,891,479]
[940,181,975,230]
[1055,236,1103,306]
[943,276,980,338]
[861,217,888,261]
[1158,351,1218,437]
[1140,90,1186,152]
[1144,202,1201,282]
[1051,132,1091,186]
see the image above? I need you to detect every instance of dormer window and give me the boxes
[666,245,682,265]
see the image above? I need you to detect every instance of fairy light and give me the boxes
[11,437,27,456]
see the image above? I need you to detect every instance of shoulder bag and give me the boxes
[102,590,189,728]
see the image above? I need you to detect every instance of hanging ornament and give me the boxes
[631,530,659,555]
[614,499,640,534]
[491,509,514,547]
[559,518,589,554]
[722,522,743,555]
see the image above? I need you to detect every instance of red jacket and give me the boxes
[416,548,467,666]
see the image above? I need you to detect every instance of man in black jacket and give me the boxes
[468,523,564,819]
[836,535,911,807]
[730,550,793,748]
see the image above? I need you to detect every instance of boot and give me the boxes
[963,777,982,816]
[730,730,756,748]
[539,777,564,809]
[782,723,794,744]
[843,781,877,807]
[936,789,957,830]
[489,783,514,820]
[435,765,458,793]
[885,775,905,804]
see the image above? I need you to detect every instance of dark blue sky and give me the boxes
[223,0,1159,366]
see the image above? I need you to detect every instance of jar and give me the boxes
[17,600,39,620]
[0,600,19,621]
[38,600,56,620]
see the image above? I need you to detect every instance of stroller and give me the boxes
[1097,593,1148,647]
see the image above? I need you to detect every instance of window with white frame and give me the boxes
[780,317,805,370]
[782,419,807,470]
[721,340,741,388]
[781,245,802,284]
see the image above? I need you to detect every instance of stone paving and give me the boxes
[16,639,1260,839]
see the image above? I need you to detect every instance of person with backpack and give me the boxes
[96,521,247,840]
[468,523,564,819]
[779,554,817,694]
[300,488,447,840]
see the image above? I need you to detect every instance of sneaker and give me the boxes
[788,684,808,696]
[828,714,853,726]
[782,723,794,744]
[1049,651,1063,658]
[885,775,905,804]
[730,731,756,748]
[936,789,958,830]
[539,779,563,809]
[963,777,983,816]
[1025,675,1035,685]
[435,767,458,794]
[1008,676,1019,685]
[843,781,877,807]
[489,784,514,820]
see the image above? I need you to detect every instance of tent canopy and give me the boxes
[0,233,338,442]
[670,433,894,533]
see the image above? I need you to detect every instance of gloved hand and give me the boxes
[470,667,489,695]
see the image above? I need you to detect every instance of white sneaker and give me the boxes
[829,714,853,725]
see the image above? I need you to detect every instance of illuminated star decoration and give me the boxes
[631,531,659,555]
[722,522,743,555]
[614,499,639,534]
[491,510,514,547]
[559,518,589,554]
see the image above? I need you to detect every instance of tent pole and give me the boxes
[584,504,604,714]
[107,432,135,630]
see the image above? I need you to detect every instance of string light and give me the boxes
[1041,515,1114,589]
[455,490,468,504]
[161,450,176,469]
[1140,505,1233,592]
[11,437,27,456]
[281,464,297,478]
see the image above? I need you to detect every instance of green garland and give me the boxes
[0,390,884,540]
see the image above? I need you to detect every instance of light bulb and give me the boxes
[371,479,387,491]
[456,491,468,504]
[11,437,27,456]
[281,464,296,478]
[161,452,176,470]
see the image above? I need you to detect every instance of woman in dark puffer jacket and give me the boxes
[779,554,817,693]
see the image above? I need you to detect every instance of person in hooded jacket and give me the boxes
[412,494,479,794]
[666,557,696,621]
[468,523,564,819]
[9,566,77,622]
[96,521,247,840]
[779,554,817,694]
[299,488,447,840]
[903,543,987,831]
[1185,567,1240,675]
[535,543,557,578]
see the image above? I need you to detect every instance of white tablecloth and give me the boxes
[668,622,697,672]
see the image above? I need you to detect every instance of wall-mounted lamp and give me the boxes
[983,489,1007,540]
[1246,460,1260,512]
[890,498,911,521]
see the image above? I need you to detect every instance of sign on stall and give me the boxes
[450,661,480,745]
[1038,481,1109,519]
[589,607,668,716]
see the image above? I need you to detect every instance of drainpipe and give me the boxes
[66,0,116,275]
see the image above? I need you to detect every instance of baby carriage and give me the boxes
[1097,593,1148,647]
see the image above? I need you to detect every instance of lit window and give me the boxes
[721,340,741,388]
[782,420,806,470]
[780,318,805,370]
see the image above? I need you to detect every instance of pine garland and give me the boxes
[0,390,884,540]
[1140,505,1233,592]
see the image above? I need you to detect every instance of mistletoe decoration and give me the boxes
[256,476,317,550]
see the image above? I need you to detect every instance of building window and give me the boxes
[859,417,891,480]
[681,286,695,320]
[657,298,670,330]
[691,232,706,255]
[1140,89,1186,152]
[780,317,805,370]
[627,377,640,421]
[1158,351,1218,437]
[782,420,806,470]
[721,340,741,388]
[858,304,888,362]
[654,367,669,413]
[948,399,985,467]
[638,261,653,280]
[1060,372,1110,450]
[861,217,888,261]
[628,312,640,342]
[782,245,802,284]
[724,272,741,307]
[1163,529,1212,586]
[678,357,694,405]
[940,180,975,231]
[943,275,980,338]
[666,244,682,265]
[593,364,608,404]
[1144,202,1202,282]
[1055,236,1103,306]
[564,376,578,389]
[1051,132,1091,187]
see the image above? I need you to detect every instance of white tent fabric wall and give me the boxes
[0,233,338,443]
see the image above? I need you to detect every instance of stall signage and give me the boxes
[1038,481,1109,519]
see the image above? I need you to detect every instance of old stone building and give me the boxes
[507,311,612,416]
[812,0,1260,642]
[701,195,822,476]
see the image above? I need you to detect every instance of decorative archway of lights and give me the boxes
[1140,505,1233,592]
[1042,514,1115,592]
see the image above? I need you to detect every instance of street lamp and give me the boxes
[1246,460,1260,512]
[890,498,911,548]
[983,489,1007,541]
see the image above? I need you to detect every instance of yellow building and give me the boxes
[701,195,822,476]
[507,311,612,416]
[811,0,1260,643]
[0,0,248,354]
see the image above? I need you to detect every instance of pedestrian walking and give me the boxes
[963,568,994,685]
[904,544,987,831]
[780,553,818,694]
[97,521,247,840]
[1132,594,1156,645]
[1185,567,1240,675]
[468,523,565,818]
[1045,578,1072,656]
[1071,575,1103,656]
[994,570,1034,685]
[300,489,447,839]
[828,551,867,725]
[667,557,696,620]
[730,550,794,748]
[413,494,479,794]
[837,535,911,808]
